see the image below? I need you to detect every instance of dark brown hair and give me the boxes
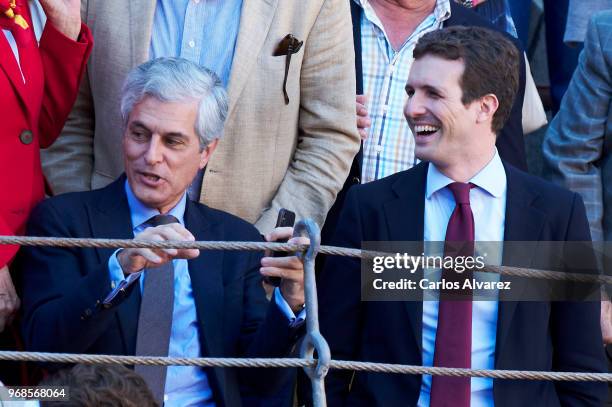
[413,26,519,133]
[40,364,158,407]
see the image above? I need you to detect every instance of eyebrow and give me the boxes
[405,83,444,95]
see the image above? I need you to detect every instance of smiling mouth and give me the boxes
[414,124,440,136]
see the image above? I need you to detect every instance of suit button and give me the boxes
[19,130,33,145]
[351,176,361,185]
[81,308,93,320]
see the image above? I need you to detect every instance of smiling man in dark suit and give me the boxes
[19,57,306,407]
[317,26,607,406]
[322,0,531,251]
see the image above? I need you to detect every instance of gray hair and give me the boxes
[120,57,228,147]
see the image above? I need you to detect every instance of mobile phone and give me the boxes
[264,209,296,287]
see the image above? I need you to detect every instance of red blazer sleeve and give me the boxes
[37,21,93,148]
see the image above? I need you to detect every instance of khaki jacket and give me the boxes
[42,0,359,232]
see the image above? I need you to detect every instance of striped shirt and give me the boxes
[357,0,451,183]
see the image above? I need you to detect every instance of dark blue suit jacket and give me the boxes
[18,176,301,407]
[317,162,607,406]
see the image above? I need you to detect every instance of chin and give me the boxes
[132,185,164,207]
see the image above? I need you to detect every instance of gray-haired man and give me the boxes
[19,58,307,407]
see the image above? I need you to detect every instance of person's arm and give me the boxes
[37,0,93,149]
[254,0,360,232]
[551,193,607,406]
[19,200,119,353]
[40,0,95,195]
[543,14,611,242]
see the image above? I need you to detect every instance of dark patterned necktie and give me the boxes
[430,182,475,407]
[134,214,179,405]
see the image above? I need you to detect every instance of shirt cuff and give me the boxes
[108,249,126,289]
[273,287,306,329]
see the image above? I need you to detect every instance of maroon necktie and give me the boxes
[430,182,475,407]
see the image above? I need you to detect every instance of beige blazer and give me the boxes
[42,0,359,232]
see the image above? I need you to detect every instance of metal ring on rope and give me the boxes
[294,220,332,407]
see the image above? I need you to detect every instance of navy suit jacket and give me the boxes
[18,176,301,407]
[323,1,528,246]
[317,162,607,406]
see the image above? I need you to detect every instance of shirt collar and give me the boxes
[124,180,187,230]
[426,149,506,199]
[353,0,451,24]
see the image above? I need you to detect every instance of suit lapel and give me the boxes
[87,175,138,353]
[185,202,225,357]
[226,0,278,119]
[496,164,545,359]
[0,15,36,122]
[0,35,28,110]
[383,164,427,353]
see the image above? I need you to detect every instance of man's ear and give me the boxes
[199,139,219,169]
[476,94,499,125]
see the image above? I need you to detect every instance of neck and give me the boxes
[435,147,496,183]
[369,0,436,23]
[368,0,436,49]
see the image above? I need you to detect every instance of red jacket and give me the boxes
[0,14,93,266]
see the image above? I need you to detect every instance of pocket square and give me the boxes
[273,34,304,104]
[273,34,303,57]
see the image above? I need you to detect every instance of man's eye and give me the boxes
[427,91,440,98]
[406,89,415,97]
[165,137,184,147]
[131,131,148,140]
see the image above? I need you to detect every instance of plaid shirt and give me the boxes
[357,0,451,183]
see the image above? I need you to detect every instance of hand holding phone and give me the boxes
[264,209,296,286]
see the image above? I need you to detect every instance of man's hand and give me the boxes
[0,265,20,333]
[602,299,612,345]
[261,227,307,313]
[117,224,199,275]
[39,0,81,40]
[356,94,371,140]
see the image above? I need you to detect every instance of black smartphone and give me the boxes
[264,208,296,287]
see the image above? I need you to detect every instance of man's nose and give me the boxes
[144,135,164,164]
[404,93,427,121]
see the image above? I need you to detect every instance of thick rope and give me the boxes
[0,236,609,285]
[0,352,609,382]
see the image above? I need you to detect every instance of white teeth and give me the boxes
[414,125,439,133]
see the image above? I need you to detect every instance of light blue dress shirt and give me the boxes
[149,0,243,86]
[108,181,304,406]
[417,150,507,407]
